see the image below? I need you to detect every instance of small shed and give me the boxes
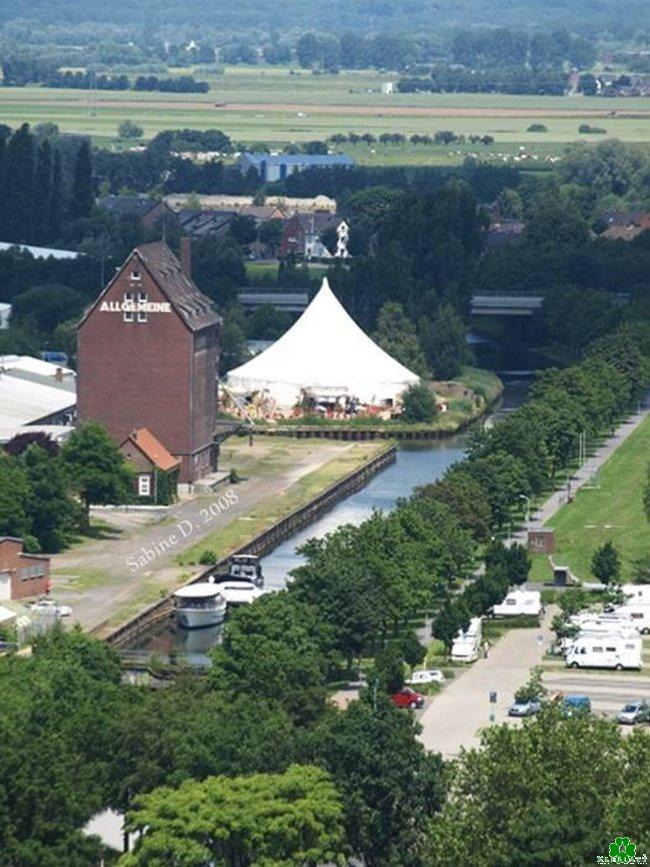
[119,427,180,503]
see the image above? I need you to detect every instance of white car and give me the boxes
[405,669,446,686]
[28,599,72,618]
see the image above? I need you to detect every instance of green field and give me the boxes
[2,65,650,164]
[530,415,650,584]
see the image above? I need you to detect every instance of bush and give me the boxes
[198,549,217,565]
[401,381,437,423]
[579,124,607,134]
[118,119,144,139]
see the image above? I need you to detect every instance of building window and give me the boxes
[124,292,134,322]
[138,474,151,497]
[137,292,148,323]
[131,269,141,281]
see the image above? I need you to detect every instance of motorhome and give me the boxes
[621,584,650,605]
[614,604,650,635]
[492,589,542,618]
[565,634,642,671]
[451,617,482,663]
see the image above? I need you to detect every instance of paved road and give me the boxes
[543,671,650,718]
[510,402,650,546]
[418,609,555,757]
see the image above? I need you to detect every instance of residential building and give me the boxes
[177,209,237,239]
[236,152,354,183]
[77,240,221,484]
[97,196,178,234]
[119,427,181,501]
[280,212,343,259]
[0,537,50,601]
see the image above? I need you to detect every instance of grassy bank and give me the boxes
[530,414,650,584]
[177,439,389,565]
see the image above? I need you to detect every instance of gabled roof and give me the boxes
[98,195,160,218]
[78,241,221,333]
[120,427,180,472]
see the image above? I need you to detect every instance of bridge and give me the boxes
[470,294,544,317]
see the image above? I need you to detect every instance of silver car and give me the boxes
[508,699,542,717]
[617,700,650,725]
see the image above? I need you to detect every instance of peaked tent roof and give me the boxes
[226,278,419,405]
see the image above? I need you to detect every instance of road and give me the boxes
[418,609,554,757]
[511,402,650,545]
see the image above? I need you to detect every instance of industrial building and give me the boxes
[77,240,221,484]
[236,152,354,183]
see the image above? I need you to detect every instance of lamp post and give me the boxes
[519,494,531,533]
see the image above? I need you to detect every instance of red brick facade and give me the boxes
[0,538,50,601]
[77,242,220,483]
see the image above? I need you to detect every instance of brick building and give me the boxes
[119,427,181,501]
[0,537,50,601]
[77,241,220,483]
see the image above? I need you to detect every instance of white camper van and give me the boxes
[451,617,482,663]
[565,635,642,671]
[493,589,542,618]
[621,584,650,605]
[616,605,650,635]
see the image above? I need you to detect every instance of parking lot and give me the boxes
[542,671,650,720]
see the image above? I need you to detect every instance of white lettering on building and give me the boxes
[99,301,172,313]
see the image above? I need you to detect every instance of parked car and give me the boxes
[561,694,591,717]
[508,699,542,717]
[27,599,72,618]
[405,669,446,686]
[617,699,650,725]
[391,687,425,709]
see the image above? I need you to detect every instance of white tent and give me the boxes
[226,278,419,406]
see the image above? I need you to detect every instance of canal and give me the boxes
[137,377,529,658]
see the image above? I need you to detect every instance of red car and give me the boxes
[391,687,425,709]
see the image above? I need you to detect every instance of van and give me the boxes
[621,584,650,605]
[561,694,591,716]
[565,635,642,671]
[493,590,542,618]
[451,617,482,663]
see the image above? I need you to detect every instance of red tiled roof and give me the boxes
[122,427,181,472]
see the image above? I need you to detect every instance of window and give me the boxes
[138,474,151,497]
[592,646,603,653]
[131,269,141,281]
[123,291,134,322]
[137,292,148,323]
[605,646,616,652]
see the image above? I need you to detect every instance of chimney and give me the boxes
[180,237,192,278]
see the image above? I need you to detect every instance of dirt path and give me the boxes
[52,439,358,633]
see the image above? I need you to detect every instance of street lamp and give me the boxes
[519,494,531,533]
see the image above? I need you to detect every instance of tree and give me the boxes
[417,469,492,540]
[308,698,446,867]
[22,444,80,552]
[373,302,427,376]
[118,120,144,139]
[120,765,346,867]
[401,381,437,423]
[229,214,257,246]
[424,709,647,865]
[69,140,94,220]
[49,147,63,238]
[0,454,33,544]
[591,540,621,585]
[11,283,84,336]
[297,33,320,68]
[60,421,133,523]
[257,218,284,256]
[33,138,52,244]
[419,304,470,380]
[4,123,35,242]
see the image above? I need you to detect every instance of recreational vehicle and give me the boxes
[621,584,650,605]
[614,604,650,635]
[451,617,482,663]
[565,635,642,671]
[492,589,542,618]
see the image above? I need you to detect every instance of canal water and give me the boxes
[137,377,529,658]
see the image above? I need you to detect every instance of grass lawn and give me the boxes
[177,439,388,565]
[529,414,650,584]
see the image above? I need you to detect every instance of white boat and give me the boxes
[173,583,227,629]
[228,554,264,587]
[214,580,264,606]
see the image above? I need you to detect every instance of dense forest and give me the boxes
[0,0,648,33]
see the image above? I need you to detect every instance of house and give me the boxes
[77,240,221,484]
[236,152,355,183]
[0,537,50,601]
[280,212,343,259]
[600,210,650,241]
[119,427,181,502]
[177,209,238,239]
[97,196,178,234]
[238,204,288,224]
[485,220,525,249]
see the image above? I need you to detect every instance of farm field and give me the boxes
[529,414,650,585]
[2,65,650,164]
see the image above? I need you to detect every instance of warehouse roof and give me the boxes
[239,152,354,169]
[0,242,81,260]
[0,371,76,427]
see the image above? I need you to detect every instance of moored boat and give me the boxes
[173,583,227,629]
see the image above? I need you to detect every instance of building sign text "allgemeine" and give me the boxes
[100,301,172,313]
